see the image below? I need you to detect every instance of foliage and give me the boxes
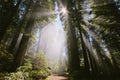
[91,2,120,69]
[29,51,51,79]
[30,68,50,80]
[35,0,55,25]
[0,42,13,72]
[31,51,48,70]
[0,51,51,80]
[4,71,30,80]
[17,59,32,72]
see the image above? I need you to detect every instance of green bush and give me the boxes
[17,59,32,72]
[31,51,48,70]
[0,51,51,80]
[4,71,30,80]
[28,51,51,80]
[30,69,49,80]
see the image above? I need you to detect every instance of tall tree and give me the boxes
[13,0,55,70]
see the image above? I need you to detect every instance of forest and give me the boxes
[0,0,120,80]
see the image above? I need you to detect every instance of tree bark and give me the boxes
[13,1,37,70]
[9,0,35,54]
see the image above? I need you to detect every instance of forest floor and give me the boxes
[46,75,68,80]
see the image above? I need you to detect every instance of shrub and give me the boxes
[0,51,51,80]
[28,51,51,80]
[31,51,48,70]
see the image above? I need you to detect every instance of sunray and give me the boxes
[81,24,101,43]
[36,11,57,17]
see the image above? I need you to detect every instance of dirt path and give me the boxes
[46,75,68,80]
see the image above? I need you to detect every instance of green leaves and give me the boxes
[0,42,13,72]
[4,0,8,3]
[1,51,50,80]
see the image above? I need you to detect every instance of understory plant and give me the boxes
[0,42,13,72]
[0,51,51,80]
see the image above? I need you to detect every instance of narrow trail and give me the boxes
[46,75,68,80]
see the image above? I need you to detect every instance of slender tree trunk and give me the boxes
[13,1,37,70]
[74,1,90,76]
[9,0,35,53]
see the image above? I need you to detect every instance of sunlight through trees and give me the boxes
[0,0,120,80]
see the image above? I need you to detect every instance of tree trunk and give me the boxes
[9,0,35,53]
[13,1,37,70]
[67,3,80,74]
[0,0,22,41]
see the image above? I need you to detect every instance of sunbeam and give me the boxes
[1,0,120,79]
[33,1,68,74]
[60,7,68,15]
[38,20,67,74]
[38,11,57,17]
